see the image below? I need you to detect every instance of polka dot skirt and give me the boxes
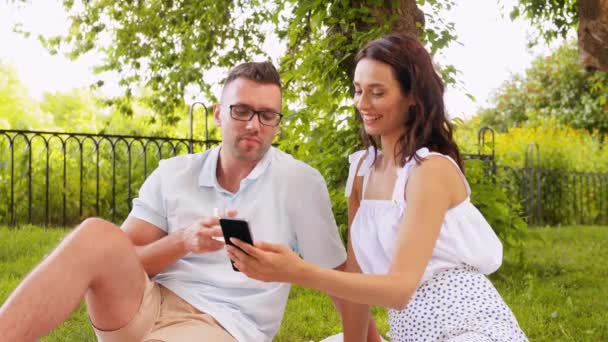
[388,265,528,342]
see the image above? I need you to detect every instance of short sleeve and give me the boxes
[289,167,347,269]
[344,149,372,198]
[129,165,169,231]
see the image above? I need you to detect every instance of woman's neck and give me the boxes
[378,132,404,169]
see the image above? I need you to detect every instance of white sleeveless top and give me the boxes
[345,147,502,284]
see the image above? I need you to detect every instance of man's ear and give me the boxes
[213,104,222,127]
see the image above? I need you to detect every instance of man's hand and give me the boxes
[182,217,225,253]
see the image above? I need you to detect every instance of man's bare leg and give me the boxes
[0,218,147,342]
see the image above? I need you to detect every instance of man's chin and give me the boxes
[236,146,268,162]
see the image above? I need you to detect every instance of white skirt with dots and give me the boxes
[388,265,528,342]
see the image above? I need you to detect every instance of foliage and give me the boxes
[30,0,458,114]
[37,0,279,121]
[0,62,53,130]
[6,1,422,225]
[450,122,528,251]
[456,119,608,226]
[478,42,608,135]
[274,0,457,238]
[11,0,461,233]
[466,159,528,260]
[6,1,532,253]
[456,120,608,172]
[39,89,109,132]
[0,62,221,226]
[509,0,577,44]
[2,225,607,341]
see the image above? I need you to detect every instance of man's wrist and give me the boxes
[177,229,191,253]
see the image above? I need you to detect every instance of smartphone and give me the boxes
[219,218,254,272]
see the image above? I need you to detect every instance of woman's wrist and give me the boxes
[291,258,315,285]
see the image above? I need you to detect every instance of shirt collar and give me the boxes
[198,145,274,188]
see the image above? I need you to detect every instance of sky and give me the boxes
[0,0,560,119]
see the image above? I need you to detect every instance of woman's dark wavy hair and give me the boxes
[355,34,464,171]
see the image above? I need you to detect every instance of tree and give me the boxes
[9,1,531,248]
[477,41,608,135]
[511,0,608,72]
[40,89,104,132]
[14,0,458,233]
[0,62,51,130]
[28,0,456,116]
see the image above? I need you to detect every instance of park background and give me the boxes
[1,0,607,341]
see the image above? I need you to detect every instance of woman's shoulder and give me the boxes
[405,148,470,203]
[407,155,457,186]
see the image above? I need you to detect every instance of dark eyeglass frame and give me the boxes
[228,104,283,127]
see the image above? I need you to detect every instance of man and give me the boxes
[0,61,380,341]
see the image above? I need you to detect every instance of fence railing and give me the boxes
[1,125,498,227]
[6,124,604,227]
[495,141,608,226]
[0,129,219,226]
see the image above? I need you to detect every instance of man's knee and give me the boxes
[73,218,132,256]
[78,217,116,233]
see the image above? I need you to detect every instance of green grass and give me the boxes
[490,226,608,341]
[1,225,606,341]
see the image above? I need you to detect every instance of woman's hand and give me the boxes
[226,239,305,283]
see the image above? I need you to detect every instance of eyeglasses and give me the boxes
[228,104,283,127]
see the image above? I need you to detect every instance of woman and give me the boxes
[227,34,527,341]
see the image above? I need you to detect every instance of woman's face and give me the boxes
[353,58,411,138]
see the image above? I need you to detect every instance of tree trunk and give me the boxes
[578,0,608,71]
[334,0,424,78]
[363,0,424,37]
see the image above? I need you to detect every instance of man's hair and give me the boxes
[224,61,282,90]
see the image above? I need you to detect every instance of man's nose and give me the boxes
[245,113,261,130]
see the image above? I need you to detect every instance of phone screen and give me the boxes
[219,218,254,271]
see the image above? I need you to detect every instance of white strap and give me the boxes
[344,147,376,198]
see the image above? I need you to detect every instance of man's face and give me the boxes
[214,78,281,163]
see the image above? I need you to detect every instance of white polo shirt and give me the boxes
[128,146,347,341]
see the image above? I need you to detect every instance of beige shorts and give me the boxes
[93,274,236,342]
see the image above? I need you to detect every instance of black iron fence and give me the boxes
[497,143,608,226]
[0,124,497,227]
[0,129,219,226]
[3,122,605,227]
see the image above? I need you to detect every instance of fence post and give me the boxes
[188,102,208,153]
[524,142,540,225]
[477,126,496,175]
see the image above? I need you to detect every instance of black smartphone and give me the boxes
[219,218,254,271]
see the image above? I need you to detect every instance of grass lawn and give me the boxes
[1,225,606,341]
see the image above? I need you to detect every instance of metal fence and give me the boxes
[5,121,603,228]
[498,143,608,226]
[0,122,496,227]
[0,129,220,226]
